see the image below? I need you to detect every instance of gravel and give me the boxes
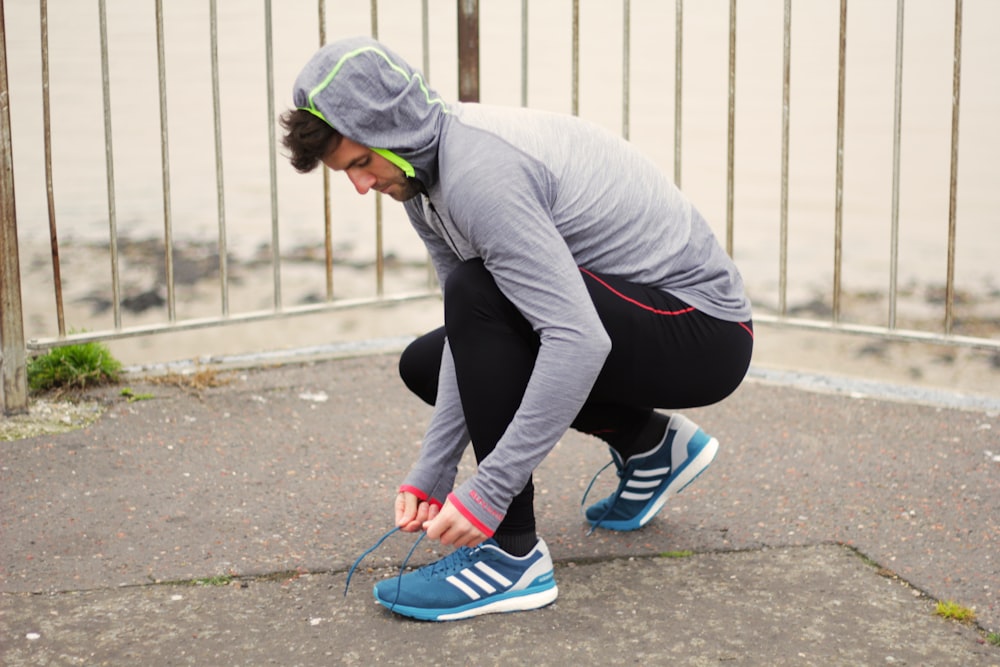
[0,398,105,441]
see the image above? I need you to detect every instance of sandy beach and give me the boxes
[14,239,999,401]
[4,1,997,404]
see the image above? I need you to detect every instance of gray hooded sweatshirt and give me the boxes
[293,36,751,536]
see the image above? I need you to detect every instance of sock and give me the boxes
[613,411,670,461]
[492,531,538,557]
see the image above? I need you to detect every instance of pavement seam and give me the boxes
[0,542,932,601]
[5,541,996,646]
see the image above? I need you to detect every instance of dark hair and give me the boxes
[279,108,342,173]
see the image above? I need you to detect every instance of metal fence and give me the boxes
[2,0,998,414]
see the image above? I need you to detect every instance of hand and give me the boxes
[395,491,440,533]
[423,499,486,548]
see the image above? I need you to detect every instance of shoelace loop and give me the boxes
[343,526,426,614]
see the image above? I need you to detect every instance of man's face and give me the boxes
[322,136,420,202]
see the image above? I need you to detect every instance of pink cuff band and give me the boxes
[447,492,495,538]
[399,485,443,508]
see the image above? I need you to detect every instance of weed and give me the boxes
[120,387,155,402]
[148,368,231,393]
[192,574,234,587]
[27,342,122,395]
[660,550,695,559]
[987,632,1000,647]
[935,600,976,622]
[857,553,879,568]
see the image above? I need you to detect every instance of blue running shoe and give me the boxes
[585,413,719,531]
[373,538,558,621]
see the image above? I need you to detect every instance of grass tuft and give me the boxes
[120,387,155,402]
[192,574,235,587]
[986,632,1000,647]
[935,600,976,622]
[27,342,122,395]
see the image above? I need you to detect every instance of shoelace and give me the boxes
[579,459,617,535]
[425,544,478,576]
[343,526,426,614]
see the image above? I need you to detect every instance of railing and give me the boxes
[2,0,998,415]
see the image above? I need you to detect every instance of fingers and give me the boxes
[423,503,485,548]
[394,492,414,524]
[395,494,485,547]
[431,523,482,548]
[396,492,439,533]
[395,492,420,532]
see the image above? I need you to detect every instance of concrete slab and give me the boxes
[1,353,998,664]
[2,545,995,666]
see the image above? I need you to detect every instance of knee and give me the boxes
[443,259,495,310]
[398,330,445,406]
[443,259,537,347]
[443,259,507,333]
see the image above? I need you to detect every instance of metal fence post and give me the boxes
[0,0,29,415]
[457,0,479,102]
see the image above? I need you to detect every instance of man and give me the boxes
[282,36,753,621]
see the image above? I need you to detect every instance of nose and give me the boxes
[347,169,376,195]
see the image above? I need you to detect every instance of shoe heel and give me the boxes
[674,435,718,494]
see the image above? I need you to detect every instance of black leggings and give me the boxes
[399,259,753,536]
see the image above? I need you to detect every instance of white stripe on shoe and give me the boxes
[627,479,663,489]
[446,575,482,600]
[462,570,497,594]
[445,564,517,602]
[633,466,670,477]
[475,562,513,587]
[621,471,670,500]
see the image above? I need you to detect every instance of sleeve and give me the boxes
[399,197,469,505]
[399,340,469,505]
[440,137,612,536]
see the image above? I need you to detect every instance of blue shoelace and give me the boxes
[579,459,617,535]
[343,526,427,614]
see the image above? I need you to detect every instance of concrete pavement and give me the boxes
[2,350,998,665]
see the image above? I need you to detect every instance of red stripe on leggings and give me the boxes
[579,267,697,317]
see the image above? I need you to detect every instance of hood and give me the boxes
[292,36,449,188]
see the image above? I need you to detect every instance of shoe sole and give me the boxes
[376,582,559,621]
[593,433,719,532]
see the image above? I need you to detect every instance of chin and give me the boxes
[393,188,421,202]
